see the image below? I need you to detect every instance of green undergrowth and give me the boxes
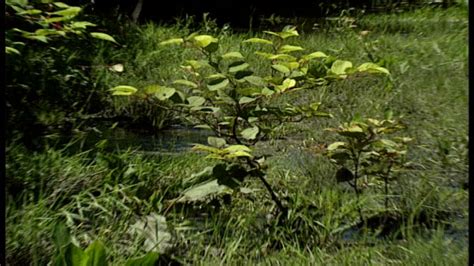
[6,6,467,265]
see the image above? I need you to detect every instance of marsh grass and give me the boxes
[6,6,467,265]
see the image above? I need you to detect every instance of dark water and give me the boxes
[68,125,213,153]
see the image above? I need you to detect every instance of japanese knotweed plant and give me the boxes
[110,26,389,215]
[325,115,412,222]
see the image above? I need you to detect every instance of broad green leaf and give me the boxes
[237,87,260,96]
[110,85,137,96]
[226,150,253,158]
[330,60,353,75]
[25,35,48,43]
[6,46,20,55]
[357,62,390,75]
[255,51,274,59]
[208,137,226,148]
[159,38,184,45]
[178,179,231,203]
[339,125,365,138]
[43,16,67,23]
[71,21,96,29]
[243,76,266,86]
[17,9,42,15]
[207,78,229,91]
[173,79,198,88]
[53,2,70,8]
[193,35,218,48]
[51,6,81,17]
[222,51,244,59]
[62,243,86,266]
[268,54,297,61]
[261,87,275,96]
[192,144,221,154]
[239,96,256,104]
[90,32,118,44]
[224,145,252,153]
[145,85,176,101]
[276,78,296,92]
[83,241,107,266]
[242,38,273,45]
[229,61,250,73]
[125,252,160,266]
[278,45,304,54]
[327,142,347,151]
[279,26,299,39]
[303,51,328,60]
[241,126,259,140]
[127,214,172,253]
[263,30,280,37]
[272,64,290,74]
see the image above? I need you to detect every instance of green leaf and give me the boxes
[327,142,347,151]
[178,179,231,203]
[278,45,304,54]
[272,64,290,74]
[268,54,297,61]
[127,214,172,254]
[84,241,107,266]
[90,32,118,44]
[187,96,206,106]
[242,38,273,45]
[25,35,48,43]
[125,252,160,266]
[229,61,250,73]
[224,145,252,153]
[207,78,229,91]
[279,26,299,39]
[51,6,81,17]
[357,62,390,75]
[208,137,226,148]
[243,76,266,86]
[303,51,328,60]
[17,9,42,15]
[239,96,256,105]
[193,35,218,48]
[241,126,259,140]
[339,125,365,138]
[109,85,137,96]
[159,38,184,45]
[330,60,353,75]
[222,51,244,59]
[6,46,20,55]
[53,2,70,8]
[145,85,176,101]
[261,87,275,96]
[173,79,198,88]
[70,21,96,29]
[276,78,296,92]
[63,243,86,266]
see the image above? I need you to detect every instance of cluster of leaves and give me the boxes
[325,114,412,214]
[6,0,117,55]
[53,223,160,266]
[111,26,389,213]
